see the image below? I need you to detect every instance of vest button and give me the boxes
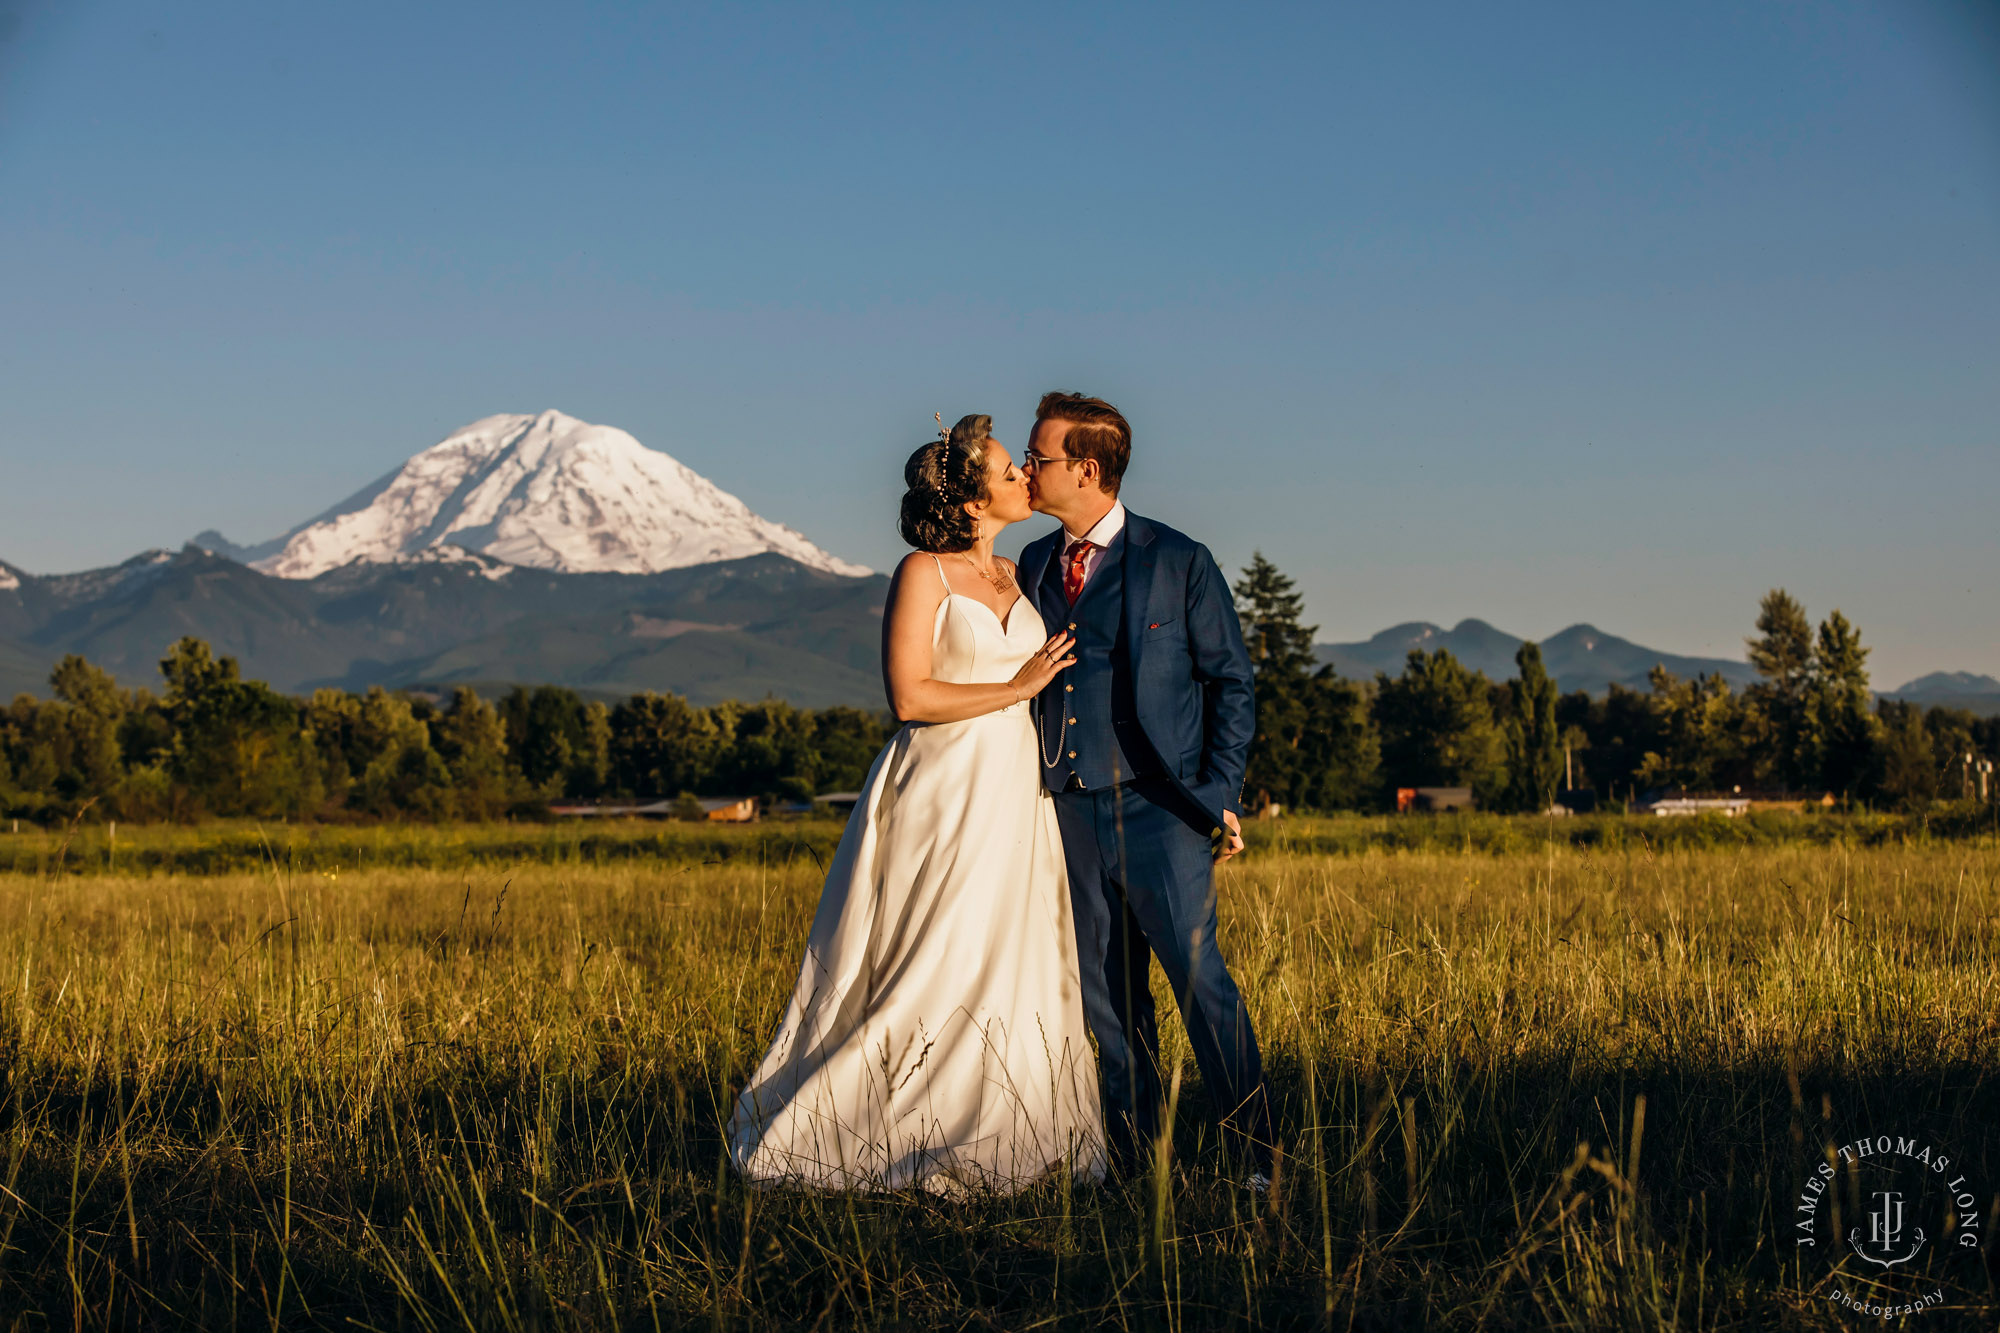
[1067,622,1076,630]
[1068,717,1077,725]
[1068,750,1077,759]
[1064,684,1073,692]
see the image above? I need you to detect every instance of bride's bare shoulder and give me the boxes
[892,550,946,581]
[887,552,951,604]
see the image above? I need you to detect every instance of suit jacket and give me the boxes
[1020,510,1255,830]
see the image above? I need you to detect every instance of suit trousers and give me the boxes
[1054,778,1272,1175]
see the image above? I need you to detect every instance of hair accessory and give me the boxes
[935,412,949,443]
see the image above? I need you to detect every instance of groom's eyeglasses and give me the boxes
[1021,451,1083,472]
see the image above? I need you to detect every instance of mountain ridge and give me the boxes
[7,551,1987,712]
[1881,671,2000,717]
[0,545,888,708]
[1315,618,1761,695]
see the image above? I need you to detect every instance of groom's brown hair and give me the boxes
[1035,392,1131,498]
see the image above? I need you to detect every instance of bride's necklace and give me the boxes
[957,552,1016,598]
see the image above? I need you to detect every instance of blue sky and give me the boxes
[2,0,1995,686]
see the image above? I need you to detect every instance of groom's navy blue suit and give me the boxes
[1020,509,1271,1174]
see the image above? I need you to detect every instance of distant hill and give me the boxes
[0,546,889,708]
[1316,619,1759,694]
[1883,671,2000,718]
[6,547,1989,716]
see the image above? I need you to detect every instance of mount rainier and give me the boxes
[0,410,886,705]
[198,410,868,580]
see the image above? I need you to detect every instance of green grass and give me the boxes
[0,814,854,878]
[0,829,1996,1328]
[4,806,1994,879]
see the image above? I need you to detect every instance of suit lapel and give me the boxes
[1121,512,1158,661]
[1022,528,1064,628]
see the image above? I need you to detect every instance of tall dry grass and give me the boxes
[0,833,1995,1328]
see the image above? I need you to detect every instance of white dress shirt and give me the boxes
[1060,501,1126,596]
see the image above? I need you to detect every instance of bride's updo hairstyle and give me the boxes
[898,414,994,553]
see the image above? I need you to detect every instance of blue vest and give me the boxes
[1039,533,1164,792]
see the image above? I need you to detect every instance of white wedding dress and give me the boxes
[727,556,1105,1193]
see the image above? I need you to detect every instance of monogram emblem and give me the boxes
[1850,1190,1926,1267]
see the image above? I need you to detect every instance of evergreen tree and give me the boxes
[1744,589,1814,787]
[1746,589,1814,685]
[1804,609,1876,798]
[1232,553,1321,809]
[1503,641,1563,812]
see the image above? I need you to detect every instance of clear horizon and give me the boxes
[2,1,1995,686]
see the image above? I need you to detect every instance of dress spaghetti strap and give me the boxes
[929,553,951,593]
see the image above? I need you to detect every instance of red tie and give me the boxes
[1063,540,1094,605]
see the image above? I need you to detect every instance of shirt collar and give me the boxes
[1064,500,1126,549]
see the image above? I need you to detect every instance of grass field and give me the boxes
[0,820,1996,1328]
[5,806,1996,878]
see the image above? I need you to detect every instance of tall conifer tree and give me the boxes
[1504,641,1563,812]
[1745,588,1814,787]
[1805,609,1877,798]
[1232,554,1378,810]
[1234,553,1319,809]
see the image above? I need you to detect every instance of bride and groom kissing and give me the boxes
[728,391,1274,1194]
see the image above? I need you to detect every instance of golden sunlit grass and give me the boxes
[0,827,1996,1328]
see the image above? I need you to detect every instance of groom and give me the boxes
[1019,391,1273,1182]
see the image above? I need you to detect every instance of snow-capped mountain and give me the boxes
[224,411,868,580]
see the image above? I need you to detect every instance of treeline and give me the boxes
[4,567,1996,824]
[1234,556,2000,814]
[0,639,891,822]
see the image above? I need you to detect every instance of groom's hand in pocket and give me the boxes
[1213,810,1245,863]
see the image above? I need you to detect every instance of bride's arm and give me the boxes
[882,553,1075,724]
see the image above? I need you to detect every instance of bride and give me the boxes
[727,414,1107,1193]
